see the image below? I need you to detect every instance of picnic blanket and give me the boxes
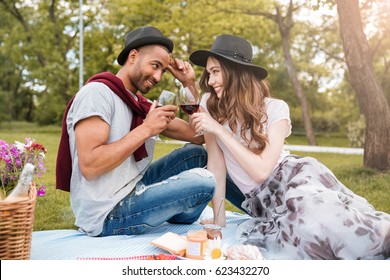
[30,207,250,260]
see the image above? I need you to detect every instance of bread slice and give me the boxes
[151,232,187,256]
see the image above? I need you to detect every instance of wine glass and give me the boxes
[178,87,203,136]
[178,87,200,115]
[154,90,177,142]
[158,90,177,106]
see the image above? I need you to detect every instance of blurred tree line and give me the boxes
[0,0,389,167]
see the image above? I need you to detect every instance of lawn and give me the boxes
[1,121,389,231]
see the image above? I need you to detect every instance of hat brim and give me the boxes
[117,36,174,65]
[190,50,268,80]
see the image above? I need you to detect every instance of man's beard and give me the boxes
[132,62,153,94]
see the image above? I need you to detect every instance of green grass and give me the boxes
[1,122,389,231]
[286,133,351,147]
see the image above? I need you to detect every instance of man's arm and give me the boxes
[75,102,177,180]
[168,58,200,101]
[161,117,204,145]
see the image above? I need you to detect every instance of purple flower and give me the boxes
[0,138,47,198]
[37,185,46,196]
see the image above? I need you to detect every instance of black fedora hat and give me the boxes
[189,34,268,79]
[117,26,174,66]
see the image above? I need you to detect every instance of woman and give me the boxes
[190,34,390,260]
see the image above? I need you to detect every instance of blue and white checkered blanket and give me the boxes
[31,207,250,260]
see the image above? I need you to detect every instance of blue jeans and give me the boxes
[99,144,215,236]
[226,174,250,215]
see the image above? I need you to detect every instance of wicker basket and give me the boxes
[0,183,37,260]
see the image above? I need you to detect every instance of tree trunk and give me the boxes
[275,7,317,146]
[337,0,390,171]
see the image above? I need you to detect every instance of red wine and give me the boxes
[180,104,199,115]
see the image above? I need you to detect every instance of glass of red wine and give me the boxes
[178,87,203,136]
[178,87,200,115]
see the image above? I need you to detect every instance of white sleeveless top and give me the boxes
[200,94,292,194]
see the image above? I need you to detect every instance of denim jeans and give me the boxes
[99,143,215,236]
[226,174,250,215]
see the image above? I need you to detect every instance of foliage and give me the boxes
[363,0,390,105]
[347,114,365,148]
[1,0,390,170]
[0,0,389,131]
[0,137,47,198]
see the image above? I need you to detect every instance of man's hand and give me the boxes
[143,100,178,136]
[167,58,196,87]
[168,58,200,103]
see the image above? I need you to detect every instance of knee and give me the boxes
[183,143,207,158]
[189,168,216,195]
[189,167,214,180]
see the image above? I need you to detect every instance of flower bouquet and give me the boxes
[0,138,46,199]
[0,138,47,259]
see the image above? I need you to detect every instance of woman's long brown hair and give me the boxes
[199,57,270,154]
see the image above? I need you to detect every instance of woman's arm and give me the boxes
[214,119,289,183]
[204,132,227,227]
[192,112,289,184]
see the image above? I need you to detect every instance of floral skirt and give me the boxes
[237,155,390,260]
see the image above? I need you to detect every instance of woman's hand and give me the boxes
[192,112,222,136]
[200,218,215,225]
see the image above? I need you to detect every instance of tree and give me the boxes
[218,0,318,145]
[336,0,390,171]
[271,1,317,145]
[361,0,390,105]
[0,0,112,125]
[0,2,33,122]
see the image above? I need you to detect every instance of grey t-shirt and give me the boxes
[66,82,155,236]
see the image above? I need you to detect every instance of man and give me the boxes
[56,26,215,236]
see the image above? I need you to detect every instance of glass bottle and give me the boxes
[5,163,35,201]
